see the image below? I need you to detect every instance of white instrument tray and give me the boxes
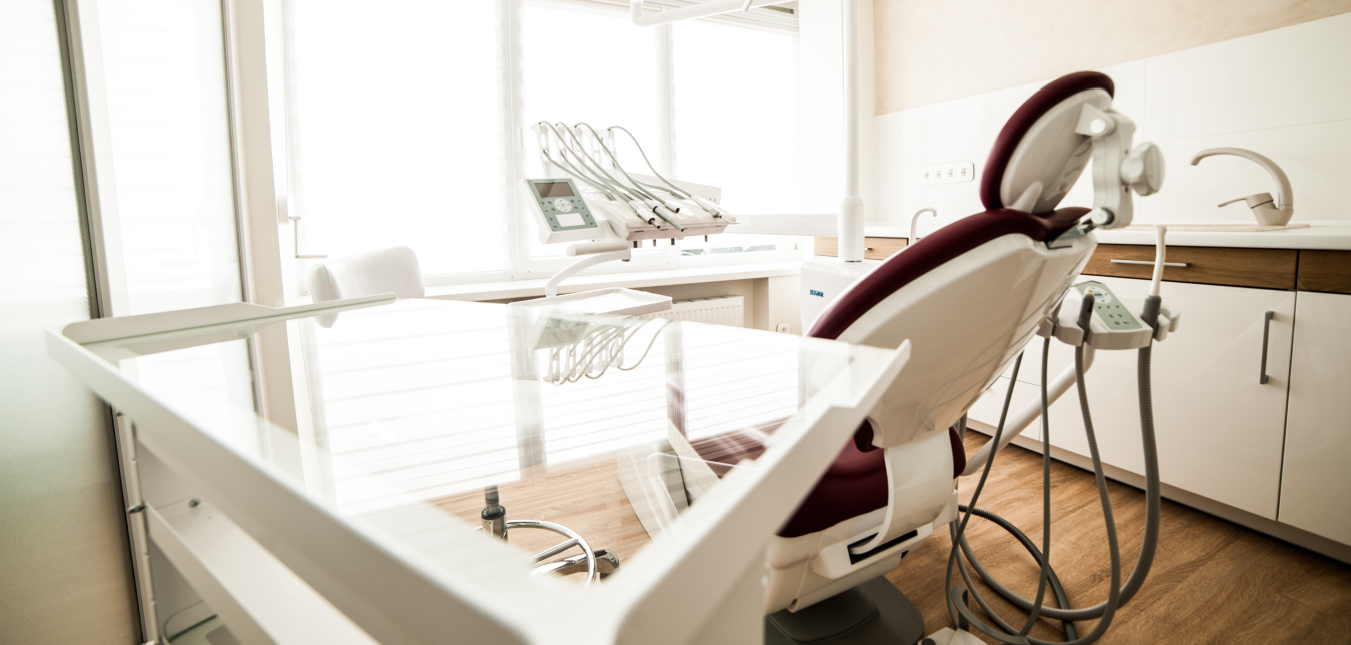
[510,288,673,317]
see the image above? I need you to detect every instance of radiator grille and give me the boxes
[639,295,744,327]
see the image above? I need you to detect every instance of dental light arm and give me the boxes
[544,242,631,299]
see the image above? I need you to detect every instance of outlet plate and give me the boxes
[921,162,975,185]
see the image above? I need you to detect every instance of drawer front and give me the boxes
[814,236,908,261]
[1297,250,1351,295]
[1084,244,1297,290]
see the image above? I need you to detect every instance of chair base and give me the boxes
[765,576,925,645]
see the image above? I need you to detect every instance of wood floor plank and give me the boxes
[421,432,1351,640]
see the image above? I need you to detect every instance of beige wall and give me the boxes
[874,0,1351,114]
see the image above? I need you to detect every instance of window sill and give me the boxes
[422,261,802,302]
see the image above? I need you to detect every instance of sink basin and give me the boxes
[1122,223,1310,233]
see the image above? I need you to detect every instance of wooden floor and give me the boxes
[433,454,653,572]
[426,436,1351,642]
[887,433,1351,644]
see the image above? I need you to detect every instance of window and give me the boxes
[671,17,802,260]
[86,0,245,315]
[70,0,256,434]
[284,0,511,279]
[281,0,804,293]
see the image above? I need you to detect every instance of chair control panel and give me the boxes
[1077,281,1142,331]
[523,178,603,245]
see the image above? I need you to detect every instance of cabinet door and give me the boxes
[971,278,1295,519]
[1279,292,1351,544]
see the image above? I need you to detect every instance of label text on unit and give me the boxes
[809,290,824,297]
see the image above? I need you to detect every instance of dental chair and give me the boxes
[673,71,1152,643]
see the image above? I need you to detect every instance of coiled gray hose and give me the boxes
[945,295,1164,644]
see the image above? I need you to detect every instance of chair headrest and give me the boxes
[981,71,1115,214]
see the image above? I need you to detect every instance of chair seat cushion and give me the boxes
[777,425,967,538]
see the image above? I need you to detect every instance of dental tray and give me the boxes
[510,288,672,317]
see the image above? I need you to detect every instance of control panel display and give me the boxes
[523,178,601,244]
[535,181,575,198]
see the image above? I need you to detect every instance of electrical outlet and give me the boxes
[776,322,791,333]
[921,162,975,185]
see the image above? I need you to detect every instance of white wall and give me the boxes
[869,13,1351,230]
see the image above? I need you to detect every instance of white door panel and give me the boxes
[1279,291,1351,544]
[1046,278,1294,519]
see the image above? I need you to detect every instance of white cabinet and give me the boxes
[1278,291,1351,544]
[970,277,1296,519]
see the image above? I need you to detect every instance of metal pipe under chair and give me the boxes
[479,485,620,585]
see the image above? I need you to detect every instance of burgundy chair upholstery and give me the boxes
[778,71,1114,539]
[778,208,1085,538]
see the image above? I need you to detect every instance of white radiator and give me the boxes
[640,295,744,327]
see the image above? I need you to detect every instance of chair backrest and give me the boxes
[808,72,1115,450]
[308,246,425,303]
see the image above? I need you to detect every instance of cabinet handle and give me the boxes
[1110,259,1189,268]
[1259,311,1275,385]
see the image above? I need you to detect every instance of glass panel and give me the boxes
[84,299,894,590]
[0,1,137,641]
[80,0,255,440]
[284,0,509,276]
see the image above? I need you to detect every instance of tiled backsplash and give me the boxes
[870,12,1351,234]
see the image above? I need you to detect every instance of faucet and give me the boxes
[1190,148,1294,226]
[910,208,937,246]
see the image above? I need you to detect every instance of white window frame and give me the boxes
[274,0,806,295]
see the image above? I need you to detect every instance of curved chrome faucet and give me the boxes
[1190,148,1294,226]
[910,208,937,246]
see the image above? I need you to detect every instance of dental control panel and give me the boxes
[523,178,602,245]
[1043,280,1180,350]
[1077,281,1142,331]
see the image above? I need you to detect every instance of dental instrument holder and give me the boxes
[1041,282,1180,351]
[529,123,734,243]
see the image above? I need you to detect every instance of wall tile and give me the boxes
[868,110,905,220]
[897,92,991,168]
[1145,13,1351,141]
[869,14,1351,229]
